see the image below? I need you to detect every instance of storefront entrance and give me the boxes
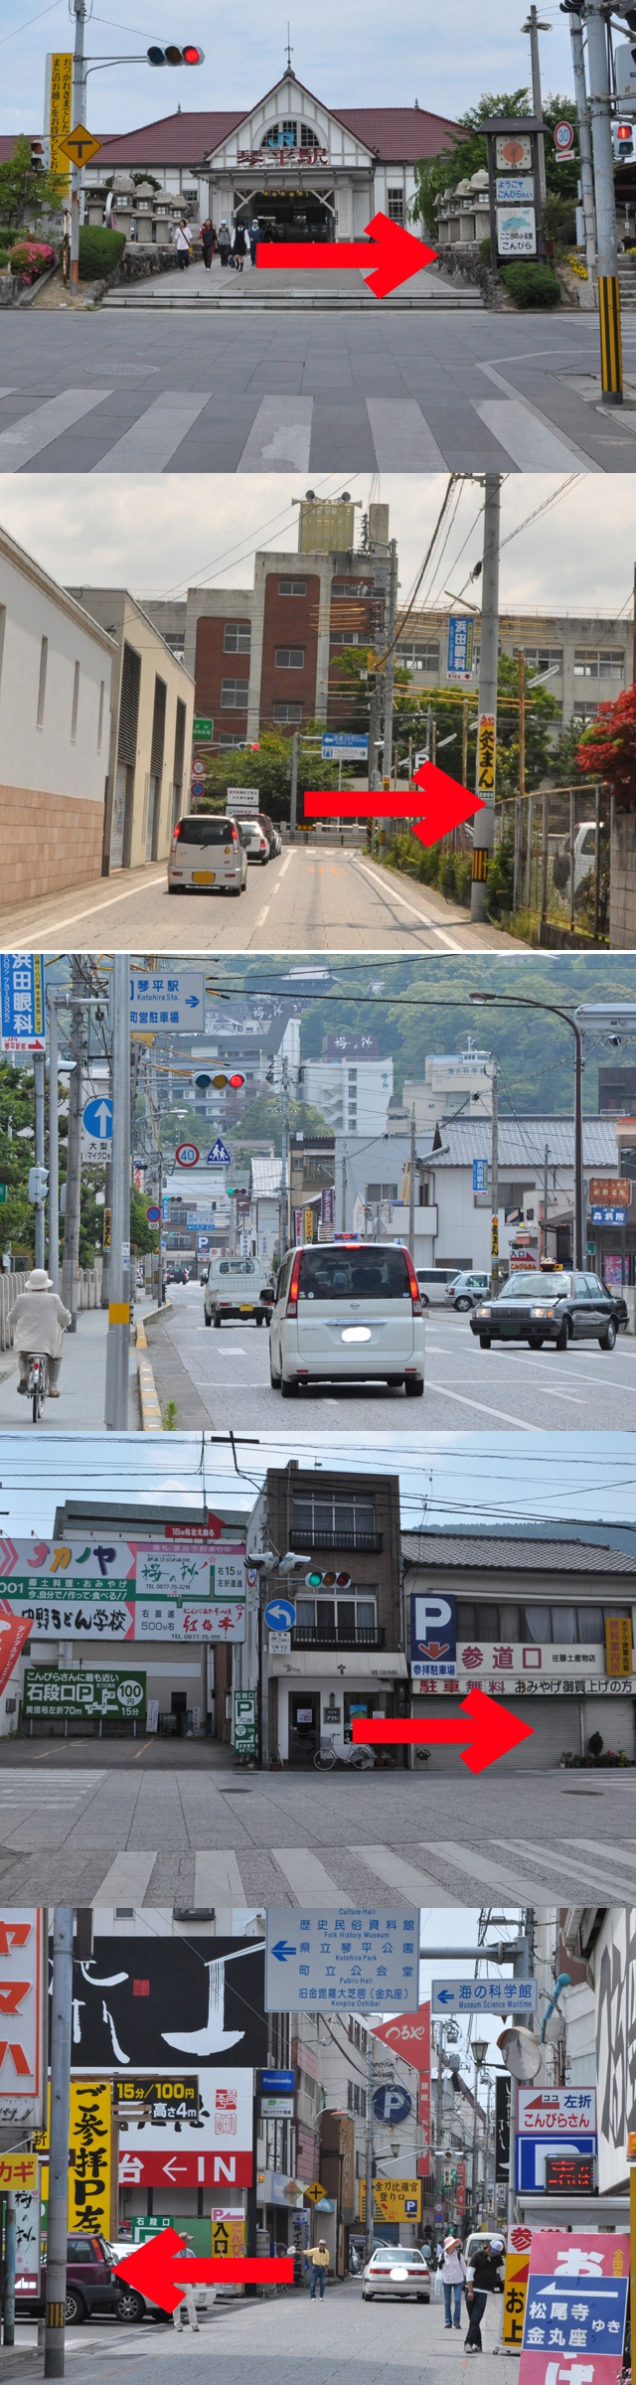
[233,188,334,242]
[287,1691,320,1765]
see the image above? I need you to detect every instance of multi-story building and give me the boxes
[395,607,632,733]
[298,1050,394,1136]
[0,524,115,903]
[258,2002,424,2270]
[339,1112,634,1283]
[67,586,194,870]
[247,1464,408,1766]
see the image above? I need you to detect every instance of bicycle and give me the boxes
[313,1734,375,1770]
[26,1351,48,1423]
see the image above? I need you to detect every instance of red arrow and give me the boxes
[352,1686,534,1777]
[304,760,485,848]
[257,212,437,300]
[114,2229,293,2313]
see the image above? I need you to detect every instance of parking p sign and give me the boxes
[410,1592,457,1678]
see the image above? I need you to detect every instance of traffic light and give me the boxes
[147,43,205,64]
[193,1071,245,1091]
[304,1568,352,1592]
[28,1165,48,1203]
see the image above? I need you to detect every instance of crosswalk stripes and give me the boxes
[68,1838,636,1910]
[89,1851,158,1907]
[237,394,313,470]
[193,1849,245,1907]
[93,393,215,472]
[272,1849,353,1900]
[365,399,446,468]
[348,1845,458,1906]
[493,1837,636,1896]
[472,397,594,470]
[0,388,112,467]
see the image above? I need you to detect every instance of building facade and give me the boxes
[395,607,632,732]
[248,1465,408,1767]
[0,525,115,903]
[68,588,194,870]
[338,1114,634,1283]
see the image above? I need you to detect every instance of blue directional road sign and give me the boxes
[322,733,369,760]
[432,1978,538,2014]
[373,2084,412,2125]
[129,970,205,1032]
[83,1096,113,1142]
[1,952,45,1049]
[207,1137,232,1166]
[264,1598,297,1631]
[265,1907,418,2012]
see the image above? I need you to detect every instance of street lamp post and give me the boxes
[471,2041,488,2228]
[470,991,584,1269]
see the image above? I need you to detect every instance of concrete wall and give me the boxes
[0,529,114,899]
[68,588,195,870]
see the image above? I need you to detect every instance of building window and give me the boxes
[275,646,305,669]
[332,580,373,597]
[221,680,249,709]
[387,187,404,222]
[278,578,307,596]
[97,679,105,753]
[224,622,251,653]
[218,732,247,748]
[183,187,198,207]
[454,1601,632,1645]
[397,641,440,670]
[292,1491,376,1543]
[36,635,48,729]
[330,631,364,648]
[366,1183,399,1202]
[262,121,318,148]
[273,701,303,724]
[295,1592,378,1644]
[70,659,80,743]
[515,646,563,675]
[573,648,625,679]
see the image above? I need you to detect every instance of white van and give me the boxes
[203,1255,274,1327]
[269,1240,425,1397]
[168,814,248,895]
[416,1268,462,1307]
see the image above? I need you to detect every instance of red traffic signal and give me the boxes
[193,1070,245,1092]
[147,43,205,63]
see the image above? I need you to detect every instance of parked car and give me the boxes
[416,1268,461,1307]
[17,2235,126,2324]
[445,1269,491,1311]
[108,2243,216,2326]
[269,1238,425,1397]
[256,811,279,856]
[362,2246,431,2302]
[470,1267,628,1351]
[204,1254,275,1326]
[239,817,269,864]
[167,814,247,896]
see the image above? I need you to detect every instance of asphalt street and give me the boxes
[4,304,636,469]
[0,1758,634,1904]
[146,1281,636,1434]
[3,2279,509,2385]
[0,847,521,954]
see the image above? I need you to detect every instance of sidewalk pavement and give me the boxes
[103,251,482,309]
[0,1303,152,1432]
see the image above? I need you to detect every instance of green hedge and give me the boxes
[78,226,126,280]
[382,831,473,909]
[499,259,561,307]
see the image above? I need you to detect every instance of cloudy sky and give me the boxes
[0,473,634,621]
[1,0,576,137]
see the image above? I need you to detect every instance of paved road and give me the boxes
[5,2279,508,2385]
[4,304,636,469]
[0,846,521,954]
[146,1282,636,1435]
[0,1760,635,1904]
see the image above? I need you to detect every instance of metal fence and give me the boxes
[0,1269,101,1351]
[495,782,610,942]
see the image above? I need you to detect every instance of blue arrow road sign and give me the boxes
[264,1598,296,1630]
[265,1906,418,2012]
[432,1978,538,2014]
[271,1940,297,1963]
[83,1096,113,1142]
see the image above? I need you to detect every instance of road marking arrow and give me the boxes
[352,1686,535,1776]
[257,211,437,300]
[114,2228,293,2313]
[304,759,486,848]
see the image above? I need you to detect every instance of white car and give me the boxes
[268,1239,425,1397]
[239,817,269,863]
[167,813,247,895]
[362,2246,431,2302]
[445,1270,491,1312]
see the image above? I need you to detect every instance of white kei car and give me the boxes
[268,1239,425,1397]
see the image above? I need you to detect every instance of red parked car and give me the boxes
[17,2234,126,2324]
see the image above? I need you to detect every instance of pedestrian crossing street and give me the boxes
[0,382,602,473]
[0,1829,633,1907]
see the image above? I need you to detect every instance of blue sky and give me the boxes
[1,1428,635,1537]
[0,0,576,139]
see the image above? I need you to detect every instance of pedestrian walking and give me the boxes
[232,219,248,272]
[217,219,232,267]
[249,215,261,264]
[200,217,217,268]
[174,217,190,272]
[308,2240,329,2301]
[464,2235,504,2353]
[173,2242,201,2335]
[442,2234,466,2330]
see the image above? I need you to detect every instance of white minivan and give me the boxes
[167,813,248,895]
[269,1240,425,1397]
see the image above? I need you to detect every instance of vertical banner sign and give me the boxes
[605,1616,632,1677]
[233,1691,257,1758]
[372,2004,431,2172]
[15,2187,41,2296]
[48,53,73,184]
[410,1594,457,1680]
[496,2074,511,2181]
[0,954,45,1052]
[68,2081,112,2236]
[519,2232,628,2385]
[477,715,496,796]
[0,1911,42,2120]
[503,2224,532,2348]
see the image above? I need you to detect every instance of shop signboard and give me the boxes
[114,2076,199,2119]
[447,616,474,681]
[605,1616,632,1676]
[358,2179,422,2223]
[15,2187,40,2295]
[234,1690,257,1756]
[496,2075,512,2181]
[23,1668,146,1722]
[502,2224,532,2349]
[0,953,45,1051]
[0,1911,43,2113]
[372,2003,431,2168]
[518,2232,628,2385]
[68,2080,112,2236]
[117,2074,254,2189]
[69,1936,267,2076]
[516,2135,597,2192]
[589,1178,631,1206]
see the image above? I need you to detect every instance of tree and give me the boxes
[196,728,341,821]
[410,88,578,241]
[0,135,67,236]
[130,1189,158,1255]
[576,684,636,808]
[0,1062,37,1264]
[233,1093,329,1158]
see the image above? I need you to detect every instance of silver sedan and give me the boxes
[362,2246,431,2301]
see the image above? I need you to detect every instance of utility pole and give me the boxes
[341,1149,347,1234]
[44,1909,73,2378]
[47,993,59,1294]
[364,2032,374,2263]
[61,957,86,1332]
[101,1157,112,1309]
[471,475,501,922]
[490,1060,499,1294]
[33,1051,46,1272]
[569,11,597,301]
[435,2018,445,2224]
[105,953,130,1429]
[289,730,298,839]
[381,538,399,830]
[543,1142,550,1258]
[70,0,87,290]
[280,1056,290,1253]
[586,0,623,401]
[522,5,551,202]
[408,1106,416,1257]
